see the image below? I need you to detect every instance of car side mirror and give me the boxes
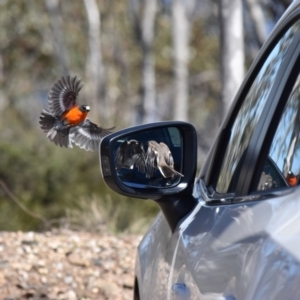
[99,121,198,232]
[100,121,197,200]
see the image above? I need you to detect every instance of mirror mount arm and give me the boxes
[156,195,198,233]
[100,121,198,233]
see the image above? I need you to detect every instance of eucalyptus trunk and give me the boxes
[45,0,69,75]
[83,0,106,123]
[219,0,245,120]
[172,0,190,122]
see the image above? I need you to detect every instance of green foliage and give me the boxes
[0,107,158,232]
[0,0,223,232]
[65,194,158,234]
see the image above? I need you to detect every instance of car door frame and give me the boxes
[166,9,300,300]
[199,5,300,201]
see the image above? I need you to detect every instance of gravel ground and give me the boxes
[0,230,142,300]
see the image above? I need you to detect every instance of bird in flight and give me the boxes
[115,139,146,173]
[39,76,115,151]
[286,170,298,187]
[114,139,183,179]
[145,141,183,178]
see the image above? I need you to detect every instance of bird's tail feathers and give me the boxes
[98,126,116,138]
[46,128,72,148]
[39,110,72,148]
[39,109,56,132]
[145,164,156,178]
[159,165,184,178]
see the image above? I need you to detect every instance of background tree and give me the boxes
[83,0,106,122]
[245,0,268,47]
[44,0,70,75]
[171,0,197,121]
[129,0,157,124]
[219,0,245,119]
[0,0,291,232]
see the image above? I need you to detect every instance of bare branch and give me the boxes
[83,0,106,122]
[0,180,49,228]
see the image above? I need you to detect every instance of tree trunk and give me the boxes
[219,0,245,120]
[0,53,6,112]
[245,0,267,47]
[141,0,157,124]
[130,0,157,125]
[44,0,69,75]
[172,0,190,122]
[83,0,106,123]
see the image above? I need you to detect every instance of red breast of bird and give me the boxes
[62,105,90,126]
[286,171,298,186]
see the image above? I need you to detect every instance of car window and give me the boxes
[113,126,183,188]
[216,21,300,194]
[257,74,300,190]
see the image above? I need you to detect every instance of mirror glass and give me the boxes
[113,127,183,188]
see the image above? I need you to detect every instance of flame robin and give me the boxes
[145,141,183,178]
[286,171,298,186]
[39,76,115,151]
[115,139,146,173]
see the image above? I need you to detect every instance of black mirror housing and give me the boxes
[99,121,198,201]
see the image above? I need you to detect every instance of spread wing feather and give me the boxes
[145,141,159,178]
[159,142,174,167]
[70,119,115,151]
[39,110,72,148]
[115,140,146,172]
[48,75,83,116]
[145,140,183,178]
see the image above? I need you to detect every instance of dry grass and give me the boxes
[64,193,158,234]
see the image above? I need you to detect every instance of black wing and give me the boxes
[115,140,146,173]
[115,141,129,169]
[48,75,83,116]
[70,119,115,151]
[39,110,72,148]
[145,141,183,178]
[145,140,160,178]
[159,142,174,168]
[159,142,183,177]
[158,165,183,178]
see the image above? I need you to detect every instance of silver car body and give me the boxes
[135,1,300,299]
[136,189,300,299]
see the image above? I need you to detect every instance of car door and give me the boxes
[168,8,300,300]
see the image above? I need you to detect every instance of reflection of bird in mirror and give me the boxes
[286,170,298,186]
[39,76,115,151]
[145,141,183,178]
[115,140,146,173]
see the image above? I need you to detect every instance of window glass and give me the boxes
[113,127,183,188]
[216,21,300,193]
[257,75,300,191]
